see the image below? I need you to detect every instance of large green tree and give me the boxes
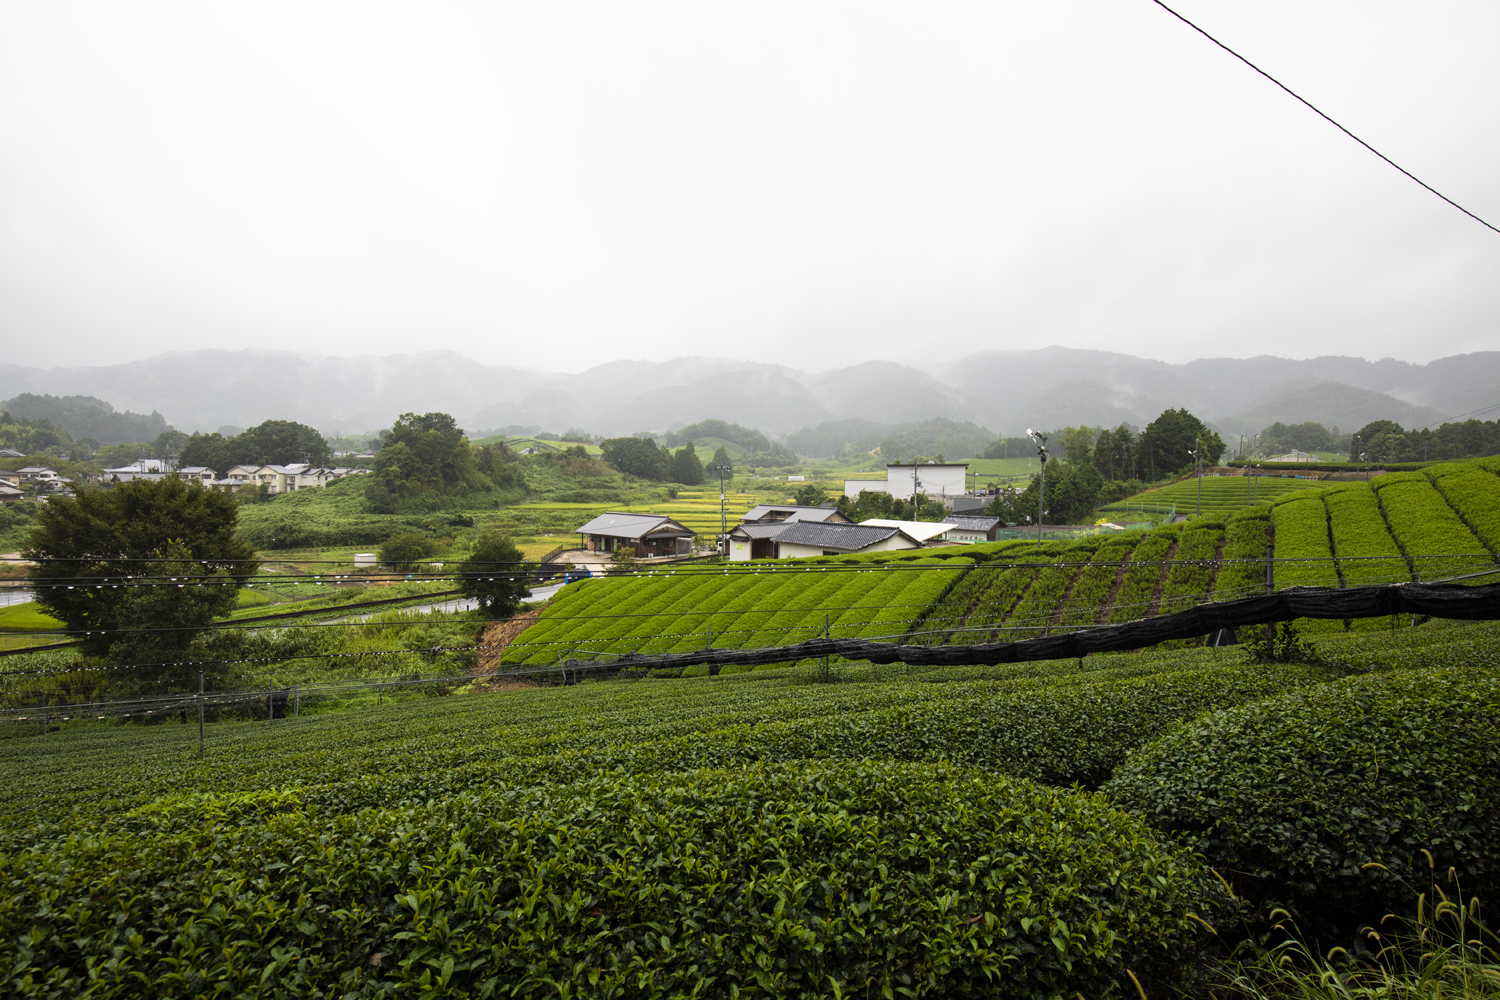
[458,532,531,617]
[600,437,671,480]
[1139,409,1224,476]
[671,442,705,485]
[23,478,257,663]
[179,419,332,470]
[366,413,485,510]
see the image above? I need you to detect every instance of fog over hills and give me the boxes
[2,348,1492,444]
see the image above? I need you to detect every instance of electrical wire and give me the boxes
[1149,0,1500,235]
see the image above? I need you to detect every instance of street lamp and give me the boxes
[1027,429,1048,547]
[707,464,732,555]
[1187,438,1201,518]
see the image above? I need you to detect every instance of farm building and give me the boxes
[575,512,696,558]
[727,520,922,560]
[843,462,970,499]
[739,503,850,525]
[938,514,1006,542]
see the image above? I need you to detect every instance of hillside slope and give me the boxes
[504,457,1500,664]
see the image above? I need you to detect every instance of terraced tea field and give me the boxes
[505,458,1500,664]
[1098,472,1334,516]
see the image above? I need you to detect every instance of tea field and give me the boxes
[3,614,1498,997]
[502,458,1500,666]
[1096,472,1334,517]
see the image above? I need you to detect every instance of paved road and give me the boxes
[339,582,568,622]
[0,589,34,608]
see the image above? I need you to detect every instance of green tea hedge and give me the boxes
[1103,666,1500,920]
[0,762,1228,999]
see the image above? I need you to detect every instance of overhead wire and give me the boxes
[1148,0,1500,235]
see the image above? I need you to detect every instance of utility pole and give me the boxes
[910,465,922,520]
[707,464,731,555]
[1027,430,1048,547]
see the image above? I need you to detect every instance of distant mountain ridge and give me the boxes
[1,348,1491,446]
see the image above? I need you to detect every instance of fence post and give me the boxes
[41,690,47,738]
[293,686,300,720]
[198,671,205,754]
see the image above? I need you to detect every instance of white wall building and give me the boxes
[843,463,969,499]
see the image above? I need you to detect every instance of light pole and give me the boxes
[1027,429,1048,547]
[707,464,732,555]
[1188,439,1201,518]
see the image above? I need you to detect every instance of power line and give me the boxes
[1148,0,1500,235]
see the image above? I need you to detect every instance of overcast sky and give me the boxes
[2,1,1496,374]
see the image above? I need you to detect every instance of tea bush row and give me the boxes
[1105,664,1500,924]
[1106,527,1178,624]
[1424,466,1500,555]
[0,761,1228,1000]
[1372,473,1492,581]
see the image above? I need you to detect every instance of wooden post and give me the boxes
[41,690,47,738]
[293,686,300,720]
[198,672,205,753]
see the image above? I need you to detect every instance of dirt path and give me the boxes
[468,605,548,692]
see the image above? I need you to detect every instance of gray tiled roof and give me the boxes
[941,516,1005,530]
[764,521,900,551]
[740,504,844,524]
[575,511,693,540]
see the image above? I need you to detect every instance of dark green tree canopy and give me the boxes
[601,437,671,480]
[179,419,331,470]
[23,478,257,657]
[1093,425,1138,480]
[1140,409,1224,475]
[984,462,1105,526]
[458,532,531,616]
[671,441,704,485]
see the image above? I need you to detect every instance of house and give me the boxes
[0,470,20,488]
[106,470,167,484]
[104,459,167,474]
[18,466,63,488]
[857,519,957,545]
[0,448,24,459]
[727,520,923,560]
[173,466,218,484]
[843,462,970,500]
[739,503,850,525]
[0,482,23,503]
[938,515,1006,543]
[575,512,696,559]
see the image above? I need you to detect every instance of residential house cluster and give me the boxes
[0,466,66,501]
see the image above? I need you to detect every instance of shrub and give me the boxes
[1104,666,1500,925]
[0,762,1229,998]
[378,531,438,570]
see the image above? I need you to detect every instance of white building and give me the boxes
[843,462,969,500]
[726,520,923,560]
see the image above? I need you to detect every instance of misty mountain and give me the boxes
[0,348,1492,449]
[0,393,170,446]
[1216,381,1447,440]
[0,350,547,436]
